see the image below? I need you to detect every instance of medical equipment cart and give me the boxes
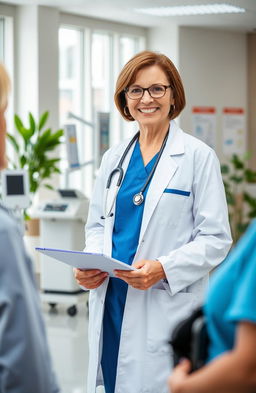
[36,189,89,316]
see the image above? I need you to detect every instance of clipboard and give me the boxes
[36,247,136,277]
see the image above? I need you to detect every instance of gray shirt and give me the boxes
[0,204,60,393]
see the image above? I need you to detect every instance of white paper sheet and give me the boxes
[36,247,136,277]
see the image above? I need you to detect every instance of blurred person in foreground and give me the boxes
[169,219,256,393]
[0,63,59,393]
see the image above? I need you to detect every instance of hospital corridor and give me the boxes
[43,300,89,393]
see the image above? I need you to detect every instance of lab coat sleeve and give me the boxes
[158,148,232,296]
[84,149,109,253]
[0,220,59,393]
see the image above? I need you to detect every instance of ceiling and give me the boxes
[2,0,256,32]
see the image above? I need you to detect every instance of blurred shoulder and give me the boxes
[0,205,21,274]
[0,205,17,237]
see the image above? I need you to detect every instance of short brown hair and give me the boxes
[114,50,186,121]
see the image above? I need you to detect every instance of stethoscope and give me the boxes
[101,129,169,219]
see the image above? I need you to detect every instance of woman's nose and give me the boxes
[140,89,153,103]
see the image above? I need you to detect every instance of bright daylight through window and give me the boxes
[59,26,145,196]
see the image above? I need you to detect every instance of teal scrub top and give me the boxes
[101,141,158,393]
[204,220,256,362]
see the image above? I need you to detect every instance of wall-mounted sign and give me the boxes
[192,106,216,149]
[64,124,80,168]
[222,107,246,155]
[97,112,110,164]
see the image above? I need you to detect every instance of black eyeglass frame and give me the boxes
[124,84,172,100]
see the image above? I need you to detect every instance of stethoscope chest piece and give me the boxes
[133,192,144,206]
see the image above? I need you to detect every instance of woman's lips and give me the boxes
[138,108,158,113]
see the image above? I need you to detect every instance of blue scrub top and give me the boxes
[204,220,256,362]
[101,141,158,393]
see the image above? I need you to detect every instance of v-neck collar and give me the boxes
[134,140,159,175]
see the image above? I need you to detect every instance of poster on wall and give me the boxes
[192,106,216,149]
[64,124,80,168]
[222,107,246,155]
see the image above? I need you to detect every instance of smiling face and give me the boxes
[125,65,174,130]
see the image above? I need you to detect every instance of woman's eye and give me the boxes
[152,85,164,93]
[130,88,142,94]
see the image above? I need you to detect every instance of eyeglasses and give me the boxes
[124,84,172,100]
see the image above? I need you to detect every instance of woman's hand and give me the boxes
[73,268,108,289]
[168,359,191,393]
[114,259,166,290]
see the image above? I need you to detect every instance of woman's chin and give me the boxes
[137,114,169,128]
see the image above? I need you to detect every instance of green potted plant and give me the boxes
[7,111,64,218]
[221,153,256,243]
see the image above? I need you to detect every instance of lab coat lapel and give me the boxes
[104,137,137,256]
[139,122,185,243]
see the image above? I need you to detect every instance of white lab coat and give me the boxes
[85,120,232,393]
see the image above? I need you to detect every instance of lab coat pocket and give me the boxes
[157,191,191,228]
[146,289,197,354]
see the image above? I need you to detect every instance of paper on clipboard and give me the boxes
[36,247,136,277]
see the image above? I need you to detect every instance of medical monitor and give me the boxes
[58,189,86,199]
[1,169,30,209]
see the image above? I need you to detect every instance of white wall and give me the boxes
[148,25,247,161]
[143,24,179,68]
[15,5,59,131]
[15,5,39,117]
[38,7,59,131]
[178,27,247,161]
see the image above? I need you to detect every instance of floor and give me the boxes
[42,294,90,393]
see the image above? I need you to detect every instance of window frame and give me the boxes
[58,15,147,196]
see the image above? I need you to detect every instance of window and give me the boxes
[92,33,111,113]
[119,35,144,140]
[59,27,88,192]
[91,32,111,167]
[59,27,83,126]
[59,23,145,196]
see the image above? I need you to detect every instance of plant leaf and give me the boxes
[14,114,25,132]
[244,168,256,183]
[44,184,54,190]
[20,154,27,168]
[29,112,36,135]
[7,133,20,153]
[38,111,49,131]
[231,154,244,170]
[221,164,229,174]
[229,175,243,184]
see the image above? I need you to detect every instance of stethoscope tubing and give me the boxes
[102,128,169,219]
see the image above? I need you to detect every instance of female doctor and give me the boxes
[74,50,232,393]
